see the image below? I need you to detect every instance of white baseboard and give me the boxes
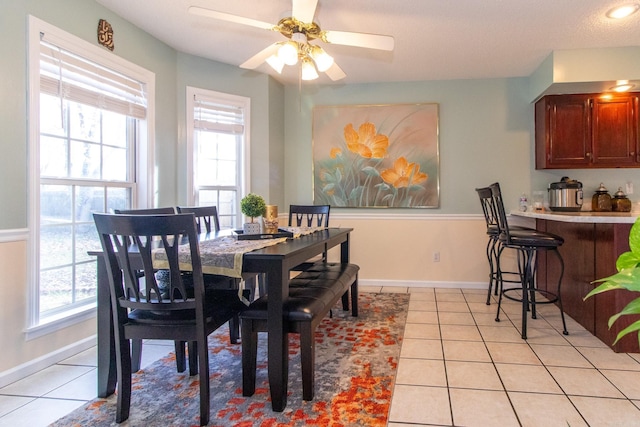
[360,278,486,290]
[0,335,96,388]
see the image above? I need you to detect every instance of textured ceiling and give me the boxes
[95,0,640,86]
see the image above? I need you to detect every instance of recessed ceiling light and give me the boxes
[610,80,636,92]
[606,3,640,19]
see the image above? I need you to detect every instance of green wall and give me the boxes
[174,53,285,209]
[2,0,639,229]
[284,79,640,213]
[283,78,535,213]
[0,0,280,229]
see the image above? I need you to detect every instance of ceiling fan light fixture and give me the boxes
[301,57,319,80]
[190,1,395,83]
[606,3,640,19]
[266,54,284,73]
[310,45,334,72]
[277,41,299,65]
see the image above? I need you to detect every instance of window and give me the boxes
[186,87,250,229]
[28,16,155,331]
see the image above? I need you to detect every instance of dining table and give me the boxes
[92,226,353,412]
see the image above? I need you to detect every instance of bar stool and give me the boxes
[490,182,568,339]
[475,186,525,305]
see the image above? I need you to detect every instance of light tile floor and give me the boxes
[2,287,640,426]
[385,286,640,427]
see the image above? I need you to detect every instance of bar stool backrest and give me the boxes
[476,186,499,235]
[489,182,512,244]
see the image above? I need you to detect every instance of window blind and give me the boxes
[193,96,244,135]
[40,39,147,119]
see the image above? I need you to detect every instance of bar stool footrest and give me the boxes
[502,287,559,305]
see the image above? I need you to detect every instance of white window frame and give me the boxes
[185,87,250,228]
[26,16,156,337]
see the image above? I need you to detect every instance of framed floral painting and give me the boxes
[312,103,439,208]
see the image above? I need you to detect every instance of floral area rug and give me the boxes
[50,292,409,427]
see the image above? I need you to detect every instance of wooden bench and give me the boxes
[240,262,359,401]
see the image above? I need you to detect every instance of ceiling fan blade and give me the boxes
[324,62,346,81]
[292,0,318,23]
[239,43,279,69]
[188,6,274,31]
[323,30,394,51]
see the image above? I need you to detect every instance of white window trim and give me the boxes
[26,15,156,333]
[185,86,250,226]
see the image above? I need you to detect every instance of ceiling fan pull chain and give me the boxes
[298,66,303,112]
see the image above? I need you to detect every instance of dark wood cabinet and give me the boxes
[535,93,639,169]
[535,219,638,352]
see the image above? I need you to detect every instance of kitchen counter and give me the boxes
[515,212,638,352]
[511,210,638,224]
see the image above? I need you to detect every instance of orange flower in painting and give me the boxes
[343,122,389,159]
[330,147,342,158]
[380,157,428,188]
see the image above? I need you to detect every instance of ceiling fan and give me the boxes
[188,0,394,81]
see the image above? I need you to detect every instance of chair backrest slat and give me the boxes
[288,205,330,227]
[114,207,176,215]
[176,206,221,234]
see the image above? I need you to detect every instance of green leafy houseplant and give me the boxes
[584,217,640,345]
[240,193,266,223]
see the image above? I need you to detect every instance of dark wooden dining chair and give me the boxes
[113,207,179,372]
[115,206,238,374]
[289,204,331,228]
[176,205,241,342]
[288,204,331,271]
[93,212,247,425]
[113,207,176,215]
[176,205,220,234]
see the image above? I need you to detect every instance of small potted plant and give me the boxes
[240,193,266,234]
[585,217,640,346]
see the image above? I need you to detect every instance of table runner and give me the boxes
[277,226,324,238]
[152,227,325,278]
[152,235,287,278]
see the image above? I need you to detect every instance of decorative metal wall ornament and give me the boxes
[97,19,114,51]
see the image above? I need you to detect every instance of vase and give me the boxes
[243,222,261,235]
[263,205,279,234]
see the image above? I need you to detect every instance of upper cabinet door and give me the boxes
[536,93,640,169]
[591,96,639,166]
[536,94,591,169]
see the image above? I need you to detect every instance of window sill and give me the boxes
[25,304,96,341]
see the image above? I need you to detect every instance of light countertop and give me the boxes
[511,210,639,224]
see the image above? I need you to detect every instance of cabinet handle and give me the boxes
[586,152,591,157]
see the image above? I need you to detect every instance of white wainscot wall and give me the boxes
[325,213,519,290]
[0,230,95,387]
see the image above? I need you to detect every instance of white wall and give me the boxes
[327,213,490,287]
